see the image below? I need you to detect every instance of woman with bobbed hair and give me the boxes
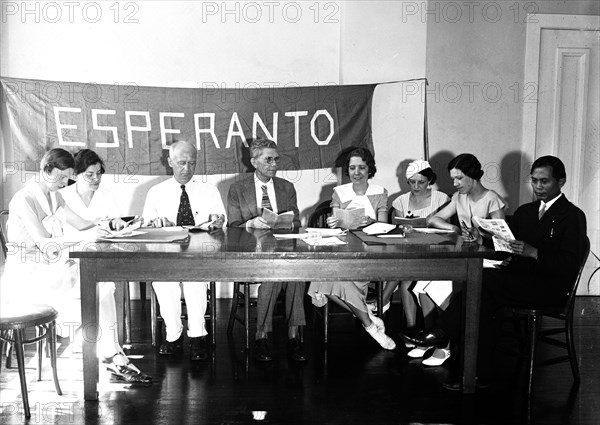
[3,148,150,383]
[399,153,506,366]
[308,147,396,351]
[60,148,151,382]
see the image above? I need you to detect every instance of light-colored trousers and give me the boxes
[152,282,208,341]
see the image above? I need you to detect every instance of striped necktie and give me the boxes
[177,185,195,226]
[261,185,273,211]
[538,202,547,221]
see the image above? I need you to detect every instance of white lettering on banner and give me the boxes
[310,110,334,146]
[125,111,151,148]
[54,107,84,147]
[252,112,278,144]
[226,112,247,149]
[194,113,220,149]
[53,107,336,150]
[159,112,185,149]
[92,109,119,148]
[284,111,309,148]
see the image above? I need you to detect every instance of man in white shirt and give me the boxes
[227,138,306,363]
[143,141,226,361]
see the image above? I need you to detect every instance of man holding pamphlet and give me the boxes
[227,138,306,363]
[142,141,226,361]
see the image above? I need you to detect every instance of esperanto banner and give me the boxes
[0,77,375,175]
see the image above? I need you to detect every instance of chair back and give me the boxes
[308,200,332,228]
[0,210,8,262]
[562,236,591,316]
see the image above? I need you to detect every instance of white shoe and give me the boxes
[364,323,396,350]
[422,347,451,366]
[366,301,390,314]
[367,311,386,333]
[407,346,432,358]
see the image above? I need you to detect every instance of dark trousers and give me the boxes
[256,283,306,334]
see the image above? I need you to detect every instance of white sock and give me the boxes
[364,323,396,350]
[367,311,385,332]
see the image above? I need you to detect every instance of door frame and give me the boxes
[520,13,600,203]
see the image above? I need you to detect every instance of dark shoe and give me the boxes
[159,334,184,355]
[253,338,272,362]
[287,338,307,362]
[189,336,209,361]
[442,377,491,392]
[398,328,449,349]
[103,355,152,383]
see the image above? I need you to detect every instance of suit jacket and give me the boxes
[507,194,587,302]
[227,175,301,229]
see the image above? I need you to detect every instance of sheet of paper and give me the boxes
[413,228,455,234]
[302,237,346,246]
[362,222,396,235]
[304,228,345,236]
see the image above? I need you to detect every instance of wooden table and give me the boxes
[70,227,499,400]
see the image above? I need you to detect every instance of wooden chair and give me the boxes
[510,236,590,395]
[150,282,217,347]
[307,202,384,343]
[0,304,62,418]
[227,283,291,350]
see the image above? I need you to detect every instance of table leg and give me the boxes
[462,258,483,394]
[80,260,99,401]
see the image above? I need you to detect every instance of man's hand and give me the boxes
[507,240,538,259]
[149,217,175,228]
[249,217,271,229]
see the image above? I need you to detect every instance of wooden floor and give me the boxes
[1,296,599,425]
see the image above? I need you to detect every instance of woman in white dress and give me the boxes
[60,149,151,382]
[3,148,150,383]
[372,160,450,341]
[400,153,506,366]
[308,147,396,350]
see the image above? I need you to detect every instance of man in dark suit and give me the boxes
[401,155,587,389]
[227,138,306,362]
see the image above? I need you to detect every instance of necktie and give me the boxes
[177,185,195,226]
[538,202,547,221]
[261,185,273,211]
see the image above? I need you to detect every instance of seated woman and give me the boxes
[400,153,506,366]
[372,160,450,346]
[308,147,396,350]
[2,148,151,383]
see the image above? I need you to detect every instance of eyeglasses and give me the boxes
[262,156,280,165]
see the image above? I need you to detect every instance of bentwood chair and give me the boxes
[307,202,384,343]
[0,304,63,418]
[510,237,590,395]
[150,282,217,348]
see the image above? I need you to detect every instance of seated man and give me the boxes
[400,155,587,389]
[227,138,307,362]
[143,140,226,361]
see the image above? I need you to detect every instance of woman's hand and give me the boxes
[460,226,479,243]
[149,217,174,228]
[326,216,339,229]
[110,218,127,231]
[359,216,374,227]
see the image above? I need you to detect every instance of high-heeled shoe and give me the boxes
[103,354,152,383]
[422,344,451,366]
[407,346,433,358]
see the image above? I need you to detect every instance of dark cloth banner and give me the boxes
[1,77,375,175]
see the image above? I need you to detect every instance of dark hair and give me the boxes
[41,148,74,173]
[73,149,105,175]
[447,153,484,180]
[531,155,566,180]
[249,138,277,159]
[418,168,437,185]
[344,147,377,179]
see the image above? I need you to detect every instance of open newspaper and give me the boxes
[472,216,516,253]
